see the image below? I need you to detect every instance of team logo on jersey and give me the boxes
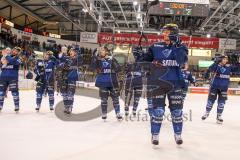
[162,49,172,58]
[220,67,226,73]
[102,61,110,68]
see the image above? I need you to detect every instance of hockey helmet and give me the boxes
[162,24,180,43]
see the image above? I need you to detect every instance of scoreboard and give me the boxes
[148,1,209,17]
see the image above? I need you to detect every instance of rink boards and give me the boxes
[18,79,240,96]
[189,87,240,95]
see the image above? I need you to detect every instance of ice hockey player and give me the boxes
[124,50,143,117]
[0,47,22,113]
[34,51,56,112]
[90,45,123,121]
[202,55,238,124]
[58,48,79,114]
[133,24,188,145]
[56,46,68,95]
[181,64,195,101]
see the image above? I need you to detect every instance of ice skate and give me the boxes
[14,107,19,113]
[102,114,107,122]
[174,134,183,145]
[64,107,69,114]
[201,112,209,120]
[217,115,223,124]
[116,113,123,121]
[50,106,54,111]
[35,105,40,112]
[65,107,72,115]
[132,110,137,117]
[151,135,159,145]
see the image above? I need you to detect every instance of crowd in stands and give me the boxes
[0,30,96,67]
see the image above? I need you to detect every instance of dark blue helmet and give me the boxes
[162,24,180,44]
[213,55,228,63]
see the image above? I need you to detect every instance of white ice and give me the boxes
[0,90,240,160]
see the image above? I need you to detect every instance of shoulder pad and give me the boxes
[153,42,166,48]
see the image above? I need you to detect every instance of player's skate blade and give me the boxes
[174,134,183,145]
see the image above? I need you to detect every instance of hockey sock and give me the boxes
[12,91,19,108]
[36,92,43,106]
[151,107,165,135]
[48,93,54,107]
[217,101,225,116]
[171,109,183,135]
[112,97,120,114]
[0,91,5,107]
[147,98,153,117]
[206,100,214,113]
[101,97,108,115]
[133,96,140,111]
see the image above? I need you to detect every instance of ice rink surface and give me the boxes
[0,90,240,160]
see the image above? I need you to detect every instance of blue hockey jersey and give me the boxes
[136,42,188,87]
[57,54,81,82]
[0,55,22,80]
[182,70,195,89]
[125,62,143,86]
[91,56,121,88]
[206,63,237,90]
[66,57,79,81]
[34,59,55,82]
